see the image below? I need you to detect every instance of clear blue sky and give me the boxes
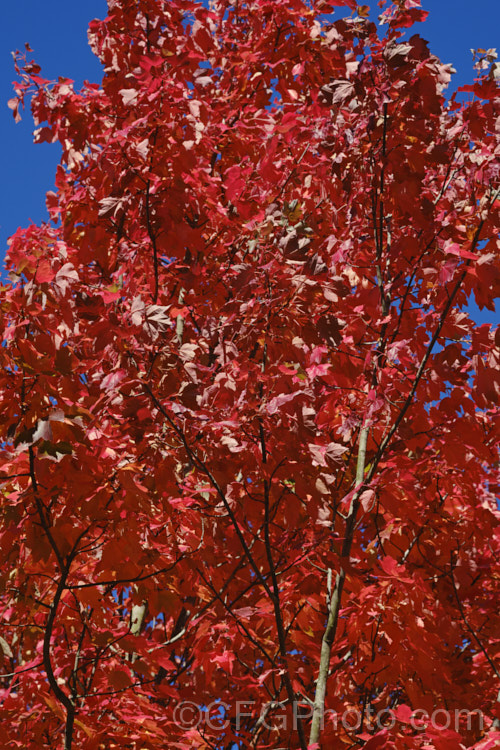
[0,0,498,322]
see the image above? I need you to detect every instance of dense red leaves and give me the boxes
[0,1,499,749]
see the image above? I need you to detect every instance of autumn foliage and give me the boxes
[1,0,500,748]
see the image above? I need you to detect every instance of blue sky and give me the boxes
[0,0,498,323]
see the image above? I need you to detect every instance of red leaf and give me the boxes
[362,731,389,750]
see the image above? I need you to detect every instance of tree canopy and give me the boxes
[1,1,500,748]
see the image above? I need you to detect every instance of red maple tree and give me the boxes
[1,1,499,748]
